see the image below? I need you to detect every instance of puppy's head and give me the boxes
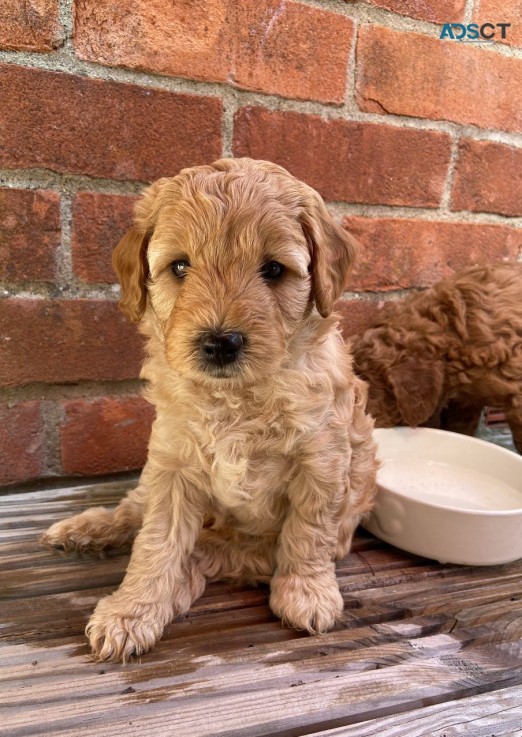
[353,329,444,427]
[113,158,357,385]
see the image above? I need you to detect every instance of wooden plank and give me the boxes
[1,559,127,600]
[305,685,522,736]
[343,567,522,612]
[3,617,521,701]
[0,480,135,506]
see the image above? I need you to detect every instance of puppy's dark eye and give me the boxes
[261,261,285,282]
[171,259,190,279]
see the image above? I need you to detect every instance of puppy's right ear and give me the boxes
[112,226,150,322]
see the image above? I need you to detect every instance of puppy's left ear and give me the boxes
[301,193,358,318]
[387,357,444,427]
[112,178,166,322]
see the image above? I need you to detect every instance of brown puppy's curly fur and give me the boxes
[352,263,522,453]
[42,158,378,662]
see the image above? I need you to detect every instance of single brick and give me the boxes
[230,1,353,103]
[61,395,154,475]
[0,299,144,387]
[0,401,45,486]
[0,188,60,282]
[74,0,353,103]
[0,0,63,51]
[74,0,229,85]
[451,139,522,217]
[343,216,522,291]
[356,26,522,133]
[72,192,138,283]
[233,107,451,207]
[336,298,382,339]
[0,64,222,181]
[473,1,522,48]
[363,0,466,23]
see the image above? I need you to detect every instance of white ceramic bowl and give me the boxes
[363,427,522,566]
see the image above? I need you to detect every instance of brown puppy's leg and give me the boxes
[440,400,483,437]
[41,468,151,556]
[86,467,205,662]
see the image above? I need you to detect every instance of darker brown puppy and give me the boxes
[352,263,522,452]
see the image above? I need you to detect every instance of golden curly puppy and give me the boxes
[352,263,522,453]
[42,158,377,662]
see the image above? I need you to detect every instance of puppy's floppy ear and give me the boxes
[387,357,444,427]
[112,179,165,322]
[112,226,150,322]
[300,192,358,318]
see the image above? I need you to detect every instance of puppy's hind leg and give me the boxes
[336,379,378,560]
[41,466,150,556]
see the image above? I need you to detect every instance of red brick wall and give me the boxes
[1,0,521,486]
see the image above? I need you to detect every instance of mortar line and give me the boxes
[327,201,522,227]
[440,136,461,211]
[342,10,359,115]
[56,193,75,291]
[340,288,422,301]
[222,90,241,159]
[0,283,122,300]
[0,379,146,404]
[57,0,74,46]
[464,0,477,25]
[0,169,146,195]
[40,399,64,477]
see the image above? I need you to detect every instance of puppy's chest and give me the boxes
[192,410,295,513]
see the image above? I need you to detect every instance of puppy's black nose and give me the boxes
[201,331,244,366]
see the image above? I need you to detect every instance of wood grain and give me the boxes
[1,482,521,736]
[306,685,522,736]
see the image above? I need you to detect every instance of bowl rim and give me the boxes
[373,426,522,518]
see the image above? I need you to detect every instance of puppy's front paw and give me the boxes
[270,570,343,634]
[86,594,172,662]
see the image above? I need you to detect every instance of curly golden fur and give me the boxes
[352,263,522,453]
[42,158,378,662]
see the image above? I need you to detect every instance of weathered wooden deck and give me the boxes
[2,480,522,736]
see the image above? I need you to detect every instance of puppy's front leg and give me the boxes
[270,461,345,634]
[86,468,205,662]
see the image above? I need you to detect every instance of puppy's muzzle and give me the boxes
[200,331,245,370]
